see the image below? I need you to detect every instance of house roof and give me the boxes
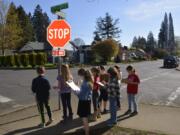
[19,42,45,52]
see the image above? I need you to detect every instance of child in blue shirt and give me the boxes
[77,68,93,135]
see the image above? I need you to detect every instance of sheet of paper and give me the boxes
[97,81,105,87]
[66,81,80,92]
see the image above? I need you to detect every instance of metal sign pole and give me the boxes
[58,47,61,110]
[51,2,69,111]
[57,16,63,110]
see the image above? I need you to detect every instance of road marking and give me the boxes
[121,71,172,89]
[120,71,174,106]
[141,71,172,82]
[0,95,12,103]
[166,87,180,106]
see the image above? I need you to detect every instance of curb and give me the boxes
[0,104,36,117]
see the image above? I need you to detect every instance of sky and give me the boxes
[11,0,180,47]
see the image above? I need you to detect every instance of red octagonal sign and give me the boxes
[47,20,71,48]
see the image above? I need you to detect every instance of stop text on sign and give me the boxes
[47,20,71,48]
[48,28,69,39]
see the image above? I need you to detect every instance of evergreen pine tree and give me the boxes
[163,13,168,49]
[95,12,121,40]
[92,31,101,45]
[158,21,166,49]
[137,36,146,49]
[131,36,138,48]
[16,5,35,49]
[32,5,50,43]
[146,31,156,53]
[168,13,175,53]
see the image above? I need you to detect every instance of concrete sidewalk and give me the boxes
[0,101,180,135]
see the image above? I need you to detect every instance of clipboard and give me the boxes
[66,80,80,92]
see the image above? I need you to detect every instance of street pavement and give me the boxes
[0,101,180,135]
[0,60,180,115]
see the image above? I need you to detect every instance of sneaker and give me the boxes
[38,123,45,128]
[89,115,97,122]
[124,109,132,115]
[46,119,53,126]
[97,114,101,119]
[130,111,138,116]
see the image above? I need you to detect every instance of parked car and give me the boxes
[163,56,179,68]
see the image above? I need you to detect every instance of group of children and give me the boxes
[31,64,140,135]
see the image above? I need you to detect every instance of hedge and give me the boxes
[29,52,37,67]
[36,53,46,66]
[0,56,7,67]
[0,52,48,68]
[20,53,29,67]
[6,55,15,67]
[0,56,4,67]
[14,54,21,67]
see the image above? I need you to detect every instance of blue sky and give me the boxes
[11,0,180,46]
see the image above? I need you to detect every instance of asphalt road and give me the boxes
[0,60,180,114]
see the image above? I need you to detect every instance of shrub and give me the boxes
[14,54,21,67]
[92,39,119,62]
[20,53,29,67]
[0,56,3,67]
[36,52,46,66]
[1,56,8,67]
[153,49,169,59]
[29,52,37,68]
[44,53,47,64]
[6,55,15,67]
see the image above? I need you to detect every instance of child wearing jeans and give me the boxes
[77,69,93,135]
[91,67,101,121]
[107,67,120,126]
[123,65,140,116]
[114,65,122,110]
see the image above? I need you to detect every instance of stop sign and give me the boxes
[47,20,71,48]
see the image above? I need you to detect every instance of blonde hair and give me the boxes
[84,70,94,89]
[61,64,72,81]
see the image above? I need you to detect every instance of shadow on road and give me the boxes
[3,112,135,135]
[0,109,59,126]
[3,116,114,135]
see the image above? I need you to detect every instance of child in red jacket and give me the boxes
[122,65,140,116]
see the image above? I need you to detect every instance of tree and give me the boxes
[168,13,175,53]
[136,36,146,49]
[131,36,138,48]
[146,31,156,53]
[0,0,9,55]
[158,13,169,50]
[92,31,101,45]
[92,39,119,62]
[4,2,23,50]
[158,21,166,49]
[32,5,50,43]
[42,12,50,41]
[94,13,121,41]
[163,13,168,49]
[16,5,35,49]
